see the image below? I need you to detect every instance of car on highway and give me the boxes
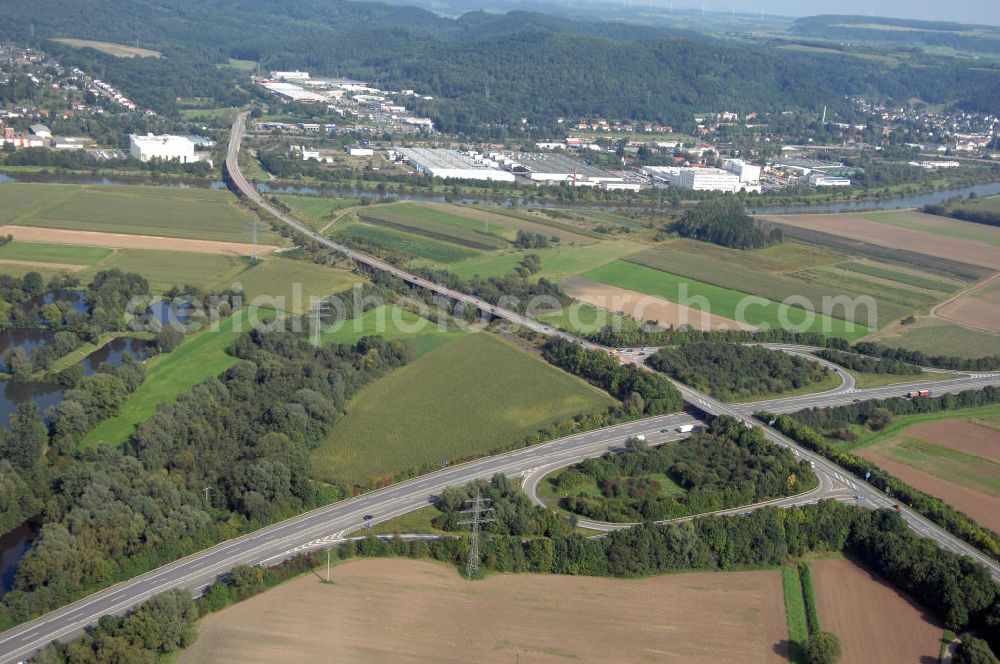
[893,504,901,510]
[853,398,861,403]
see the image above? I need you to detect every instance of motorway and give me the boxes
[1,113,998,662]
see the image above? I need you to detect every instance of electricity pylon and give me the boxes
[459,490,493,578]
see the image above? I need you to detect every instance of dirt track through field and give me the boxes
[180,558,788,664]
[0,258,87,271]
[563,276,757,331]
[811,559,942,664]
[758,214,1000,270]
[0,225,279,257]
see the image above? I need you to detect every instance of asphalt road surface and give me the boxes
[1,114,997,663]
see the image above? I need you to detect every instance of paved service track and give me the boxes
[1,114,998,663]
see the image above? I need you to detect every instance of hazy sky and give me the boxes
[696,0,999,25]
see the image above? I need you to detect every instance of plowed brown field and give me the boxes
[563,276,756,332]
[811,559,942,664]
[180,558,788,664]
[0,225,278,257]
[936,276,1000,334]
[758,214,1000,270]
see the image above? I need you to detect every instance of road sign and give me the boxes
[865,471,871,480]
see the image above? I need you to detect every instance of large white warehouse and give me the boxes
[129,134,196,163]
[397,148,515,182]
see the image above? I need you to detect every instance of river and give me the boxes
[0,519,40,596]
[5,169,996,214]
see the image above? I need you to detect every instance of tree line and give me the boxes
[554,417,816,522]
[647,342,829,401]
[759,385,1000,558]
[541,337,683,415]
[829,338,1000,371]
[923,203,1000,229]
[814,348,922,376]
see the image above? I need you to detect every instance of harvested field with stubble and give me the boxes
[857,419,1000,531]
[179,558,790,664]
[811,559,942,664]
[758,213,1000,271]
[936,275,1000,334]
[563,276,755,331]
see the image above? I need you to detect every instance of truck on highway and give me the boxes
[677,424,695,434]
[906,389,932,398]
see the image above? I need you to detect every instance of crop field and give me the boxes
[77,249,250,292]
[856,412,1000,532]
[562,276,755,331]
[838,261,962,293]
[626,246,933,327]
[811,559,942,664]
[535,300,641,335]
[445,204,601,242]
[936,276,1000,334]
[234,259,363,314]
[179,558,790,664]
[861,210,1000,248]
[759,213,1000,271]
[356,203,509,250]
[317,305,466,359]
[660,237,848,273]
[80,307,273,448]
[583,261,868,339]
[444,239,644,280]
[771,223,993,282]
[276,195,357,230]
[0,184,276,243]
[0,241,112,265]
[330,223,479,263]
[310,332,615,487]
[53,38,162,58]
[947,194,1000,215]
[872,319,1000,358]
[0,225,276,258]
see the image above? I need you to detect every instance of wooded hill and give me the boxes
[3,1,999,134]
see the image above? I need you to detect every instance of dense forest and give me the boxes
[2,1,999,135]
[0,317,411,632]
[554,417,815,522]
[647,342,829,401]
[541,337,683,415]
[668,197,783,249]
[759,384,1000,558]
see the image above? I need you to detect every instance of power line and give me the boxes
[458,489,493,578]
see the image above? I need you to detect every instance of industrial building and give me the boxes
[807,173,851,187]
[29,124,51,139]
[646,166,759,193]
[129,134,196,163]
[720,158,761,186]
[506,152,622,185]
[347,146,374,157]
[396,148,515,182]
